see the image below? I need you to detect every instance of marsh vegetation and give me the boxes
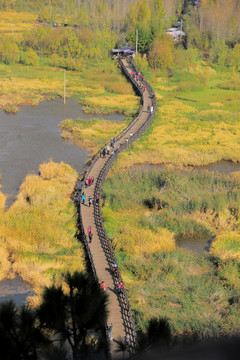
[102,168,240,335]
[0,161,85,305]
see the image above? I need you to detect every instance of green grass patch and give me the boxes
[102,168,240,335]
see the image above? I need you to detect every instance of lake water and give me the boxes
[0,277,34,307]
[0,98,125,305]
[0,98,125,207]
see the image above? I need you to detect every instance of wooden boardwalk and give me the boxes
[79,58,156,359]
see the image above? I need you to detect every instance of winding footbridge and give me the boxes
[76,58,156,359]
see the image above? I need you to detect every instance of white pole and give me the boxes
[64,70,66,105]
[136,28,138,54]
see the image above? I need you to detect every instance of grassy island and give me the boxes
[0,161,85,304]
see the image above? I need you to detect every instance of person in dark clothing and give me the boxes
[89,232,92,243]
[96,194,99,205]
[88,196,92,207]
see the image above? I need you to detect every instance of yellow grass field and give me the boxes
[112,64,240,170]
[0,161,84,305]
[0,11,36,36]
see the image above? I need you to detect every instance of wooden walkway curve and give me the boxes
[76,58,156,359]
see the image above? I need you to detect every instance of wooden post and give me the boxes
[64,70,66,105]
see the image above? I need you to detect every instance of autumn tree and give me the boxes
[0,36,19,64]
[24,49,39,66]
[230,43,240,72]
[148,37,174,71]
[151,0,166,38]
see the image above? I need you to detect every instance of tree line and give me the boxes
[0,1,239,72]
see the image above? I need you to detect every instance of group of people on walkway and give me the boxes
[106,321,130,346]
[85,175,94,187]
[79,182,99,207]
[111,262,125,295]
[130,71,144,82]
[81,192,96,207]
[100,137,116,158]
[131,70,146,92]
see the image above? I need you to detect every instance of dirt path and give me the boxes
[79,58,155,359]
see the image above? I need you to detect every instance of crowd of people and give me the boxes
[130,70,146,92]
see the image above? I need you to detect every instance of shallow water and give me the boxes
[134,160,240,175]
[194,160,240,175]
[0,277,34,306]
[176,234,216,254]
[0,98,125,206]
[133,161,240,253]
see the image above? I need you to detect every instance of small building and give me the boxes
[112,45,135,58]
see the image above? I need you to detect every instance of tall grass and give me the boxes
[114,61,240,170]
[102,168,240,335]
[0,57,139,116]
[0,161,84,304]
[60,117,133,153]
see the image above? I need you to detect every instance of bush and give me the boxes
[148,37,174,71]
[24,49,39,66]
[133,53,149,74]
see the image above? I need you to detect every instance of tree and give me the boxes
[128,0,151,29]
[231,43,240,71]
[128,25,153,54]
[136,317,172,356]
[148,37,174,71]
[0,37,19,64]
[151,0,166,38]
[0,300,46,360]
[38,272,109,360]
[24,49,39,66]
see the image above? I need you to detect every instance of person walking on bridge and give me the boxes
[88,196,92,207]
[107,323,113,340]
[88,231,92,244]
[87,225,92,235]
[81,193,86,205]
[100,281,106,291]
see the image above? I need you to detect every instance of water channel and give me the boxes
[133,161,240,254]
[0,98,125,207]
[0,98,125,305]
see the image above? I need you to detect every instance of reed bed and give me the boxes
[101,168,240,335]
[0,58,139,116]
[61,118,132,153]
[0,161,84,303]
[114,62,240,170]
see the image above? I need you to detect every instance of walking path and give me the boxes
[77,58,156,359]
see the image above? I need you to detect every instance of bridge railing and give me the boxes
[76,57,156,356]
